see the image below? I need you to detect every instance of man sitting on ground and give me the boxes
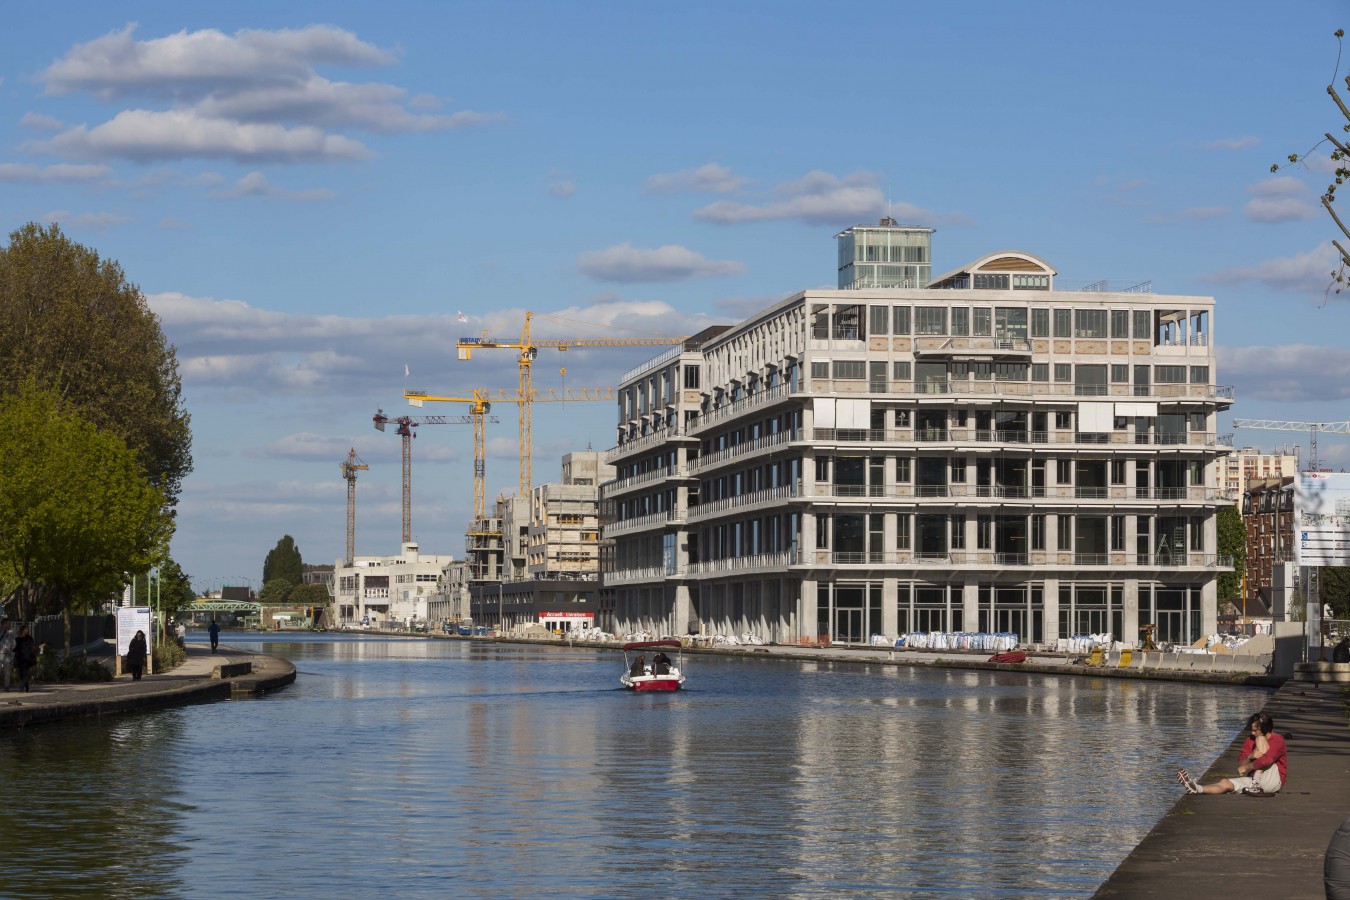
[1178,711,1287,796]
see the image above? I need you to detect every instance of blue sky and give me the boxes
[2,2,1349,589]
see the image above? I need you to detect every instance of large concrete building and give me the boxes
[603,222,1234,648]
[1221,447,1298,505]
[333,542,455,628]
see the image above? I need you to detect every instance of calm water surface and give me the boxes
[0,634,1266,899]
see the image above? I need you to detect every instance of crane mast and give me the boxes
[456,311,683,496]
[339,448,369,566]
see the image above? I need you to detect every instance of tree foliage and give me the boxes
[0,383,171,648]
[1216,505,1247,601]
[258,578,294,605]
[1273,28,1350,295]
[1322,566,1350,618]
[0,222,192,504]
[262,535,304,589]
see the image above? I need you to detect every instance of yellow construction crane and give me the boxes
[1232,419,1350,471]
[339,448,369,566]
[405,386,615,509]
[373,408,502,544]
[456,311,684,495]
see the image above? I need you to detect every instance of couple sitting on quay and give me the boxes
[1178,712,1287,796]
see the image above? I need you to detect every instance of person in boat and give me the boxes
[1178,711,1286,796]
[652,652,671,675]
[629,655,645,677]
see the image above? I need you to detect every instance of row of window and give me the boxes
[864,304,1170,339]
[812,359,1210,385]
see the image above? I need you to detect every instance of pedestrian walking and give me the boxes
[127,629,148,681]
[0,618,14,691]
[208,619,220,653]
[14,625,37,692]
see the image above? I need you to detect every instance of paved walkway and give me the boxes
[1094,678,1350,898]
[0,642,296,728]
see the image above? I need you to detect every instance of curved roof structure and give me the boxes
[928,250,1056,289]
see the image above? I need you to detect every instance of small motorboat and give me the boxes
[620,639,685,692]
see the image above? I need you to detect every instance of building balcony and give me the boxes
[912,336,1034,356]
[793,550,1233,570]
[603,508,686,537]
[806,379,1234,404]
[690,381,800,433]
[603,565,681,586]
[688,484,802,522]
[808,483,1232,506]
[606,427,695,463]
[807,427,1233,450]
[601,465,692,500]
[688,429,795,474]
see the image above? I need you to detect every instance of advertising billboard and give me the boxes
[1295,472,1350,566]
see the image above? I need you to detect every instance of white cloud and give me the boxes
[158,217,191,230]
[42,24,395,98]
[40,209,129,230]
[691,169,923,226]
[19,112,64,132]
[1243,197,1320,223]
[0,162,109,182]
[1249,176,1307,198]
[549,180,575,199]
[1221,344,1350,402]
[41,108,373,163]
[646,162,746,195]
[31,24,497,166]
[1202,136,1260,150]
[210,171,335,201]
[1207,243,1341,292]
[576,243,745,282]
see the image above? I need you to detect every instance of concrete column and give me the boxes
[801,576,817,642]
[673,582,693,636]
[1043,578,1060,644]
[1201,579,1217,636]
[882,576,898,638]
[963,578,979,632]
[1123,580,1140,648]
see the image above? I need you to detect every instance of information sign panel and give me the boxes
[1295,472,1350,566]
[116,606,151,656]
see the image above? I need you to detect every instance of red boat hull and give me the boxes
[631,679,681,692]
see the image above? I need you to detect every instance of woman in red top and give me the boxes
[1178,712,1286,795]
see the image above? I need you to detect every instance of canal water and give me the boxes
[0,634,1265,899]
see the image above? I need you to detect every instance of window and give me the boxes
[916,307,947,335]
[1111,459,1126,484]
[1057,515,1073,551]
[1190,412,1206,431]
[896,514,910,549]
[816,514,829,548]
[1133,309,1151,339]
[1190,517,1204,552]
[811,361,829,380]
[893,306,911,335]
[951,514,966,549]
[1055,411,1073,429]
[951,458,967,483]
[1053,309,1072,337]
[995,362,1028,381]
[815,457,830,481]
[974,273,1010,290]
[1190,366,1209,384]
[833,360,866,380]
[1111,364,1129,383]
[895,457,911,482]
[1111,515,1126,551]
[1013,274,1049,290]
[1054,363,1072,382]
[1075,309,1107,338]
[1030,515,1045,551]
[893,361,912,380]
[973,361,992,380]
[977,515,992,549]
[869,305,889,336]
[1111,309,1129,338]
[973,307,992,336]
[1031,308,1049,338]
[951,307,969,336]
[1155,365,1186,383]
[894,409,911,427]
[1056,459,1072,483]
[683,365,700,389]
[1032,363,1049,382]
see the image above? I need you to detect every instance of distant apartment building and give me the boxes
[602,222,1233,648]
[1221,448,1298,504]
[1241,476,1295,616]
[461,452,611,632]
[333,542,454,628]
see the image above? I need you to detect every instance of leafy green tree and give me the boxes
[258,578,294,605]
[155,558,198,638]
[262,535,303,589]
[1322,567,1350,618]
[1216,505,1247,601]
[0,383,170,652]
[0,223,192,505]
